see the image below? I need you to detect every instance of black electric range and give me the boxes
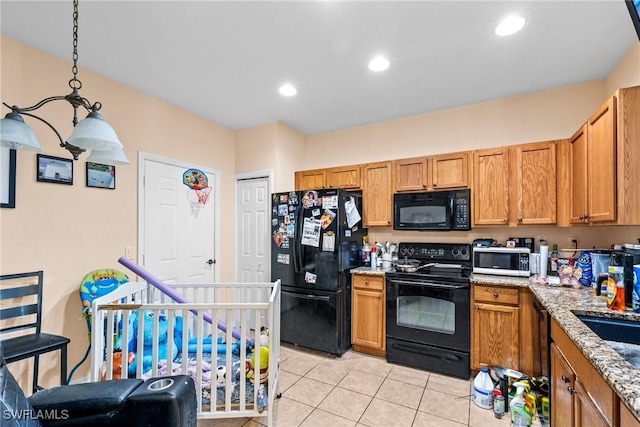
[386,242,472,379]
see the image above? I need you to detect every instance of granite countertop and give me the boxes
[350,266,393,276]
[471,274,640,420]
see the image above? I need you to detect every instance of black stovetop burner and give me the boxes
[391,242,472,279]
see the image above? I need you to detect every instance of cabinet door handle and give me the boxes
[433,182,438,188]
[422,184,427,188]
[365,280,369,285]
[585,214,590,220]
[378,295,382,299]
[493,293,499,298]
[517,217,523,223]
[504,218,508,223]
[579,215,585,220]
[567,386,576,394]
[561,375,570,383]
[475,306,479,311]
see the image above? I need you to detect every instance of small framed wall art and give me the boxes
[37,154,73,185]
[86,162,115,189]
[1,147,16,208]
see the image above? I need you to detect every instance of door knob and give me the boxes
[206,259,216,265]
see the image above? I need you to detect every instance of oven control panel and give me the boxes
[397,243,471,262]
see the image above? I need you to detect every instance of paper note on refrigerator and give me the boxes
[322,232,335,252]
[301,217,321,247]
[345,196,361,228]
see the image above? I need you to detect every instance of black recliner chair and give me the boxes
[0,348,197,426]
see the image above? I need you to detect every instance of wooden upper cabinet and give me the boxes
[473,147,510,225]
[394,157,428,192]
[431,152,469,190]
[514,141,557,225]
[295,169,326,191]
[363,161,393,227]
[587,96,617,223]
[394,152,469,192]
[326,164,361,189]
[569,125,589,224]
[564,97,617,225]
[474,142,557,227]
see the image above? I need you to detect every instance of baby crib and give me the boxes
[90,279,281,426]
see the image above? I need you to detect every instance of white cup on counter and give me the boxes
[381,253,392,268]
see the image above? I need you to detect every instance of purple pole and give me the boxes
[118,257,254,346]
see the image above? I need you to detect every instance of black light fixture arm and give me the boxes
[2,99,88,159]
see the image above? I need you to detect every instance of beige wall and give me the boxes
[235,121,305,193]
[0,36,237,386]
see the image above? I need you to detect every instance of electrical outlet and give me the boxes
[568,236,578,249]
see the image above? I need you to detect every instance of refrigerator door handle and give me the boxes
[293,205,304,273]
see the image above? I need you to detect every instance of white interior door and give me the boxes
[235,174,270,282]
[140,154,217,285]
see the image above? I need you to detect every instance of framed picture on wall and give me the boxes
[86,162,115,189]
[1,147,16,208]
[37,154,73,185]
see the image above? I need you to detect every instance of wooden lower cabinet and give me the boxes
[620,401,640,427]
[551,319,617,426]
[351,273,385,357]
[551,343,576,427]
[472,302,519,369]
[470,284,535,375]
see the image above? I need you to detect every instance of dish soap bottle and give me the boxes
[510,382,533,427]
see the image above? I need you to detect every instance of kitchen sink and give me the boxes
[576,315,640,368]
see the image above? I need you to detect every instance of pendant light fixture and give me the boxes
[0,0,129,165]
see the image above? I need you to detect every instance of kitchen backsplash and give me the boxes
[369,225,640,257]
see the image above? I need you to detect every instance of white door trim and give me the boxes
[138,151,221,282]
[234,169,272,282]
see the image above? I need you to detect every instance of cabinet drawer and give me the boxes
[353,275,384,291]
[474,285,519,305]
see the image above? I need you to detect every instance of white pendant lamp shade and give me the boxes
[0,114,44,152]
[67,111,123,151]
[86,147,130,166]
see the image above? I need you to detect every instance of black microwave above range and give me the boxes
[393,189,471,231]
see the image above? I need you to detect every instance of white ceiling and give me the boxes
[1,1,638,135]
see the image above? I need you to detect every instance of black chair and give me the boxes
[0,271,70,393]
[0,347,197,426]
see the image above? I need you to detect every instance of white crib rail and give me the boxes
[91,279,280,425]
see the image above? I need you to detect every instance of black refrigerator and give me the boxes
[271,188,366,356]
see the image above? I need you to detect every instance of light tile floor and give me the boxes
[198,343,514,427]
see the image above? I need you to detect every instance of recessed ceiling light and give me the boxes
[368,56,390,72]
[495,16,526,36]
[279,84,297,97]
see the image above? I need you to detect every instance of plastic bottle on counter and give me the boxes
[370,245,378,269]
[473,367,494,409]
[607,265,626,311]
[362,242,371,266]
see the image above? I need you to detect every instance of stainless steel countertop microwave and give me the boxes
[393,189,471,231]
[472,247,531,277]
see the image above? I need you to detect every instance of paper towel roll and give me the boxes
[539,244,549,278]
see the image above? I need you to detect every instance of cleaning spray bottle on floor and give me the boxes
[510,381,535,427]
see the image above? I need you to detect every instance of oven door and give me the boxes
[386,276,469,352]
